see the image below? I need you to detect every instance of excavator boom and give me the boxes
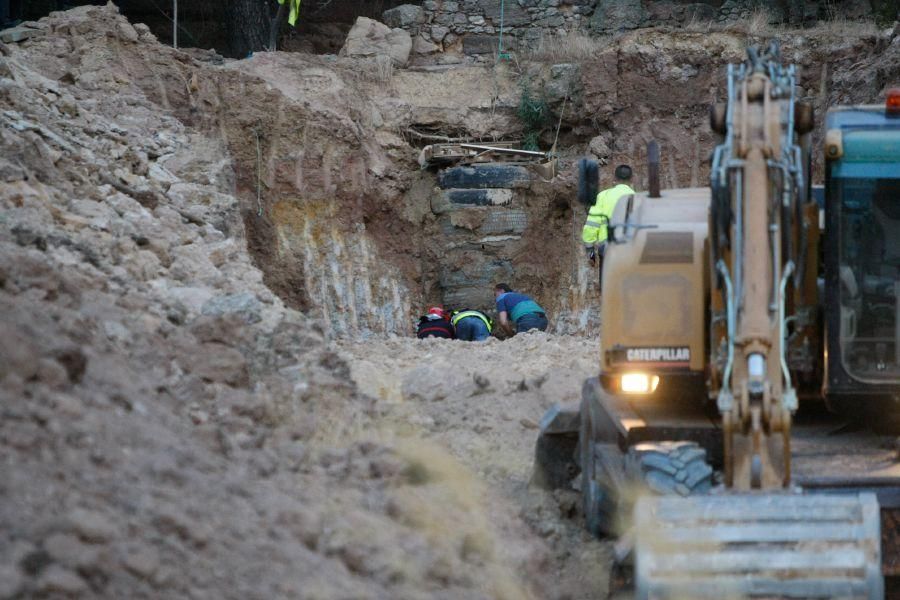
[633,42,886,599]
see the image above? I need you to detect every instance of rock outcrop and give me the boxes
[590,0,646,32]
[382,3,425,29]
[340,16,413,66]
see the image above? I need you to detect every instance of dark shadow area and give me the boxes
[286,0,420,54]
[4,0,422,58]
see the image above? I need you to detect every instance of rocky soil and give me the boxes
[1,4,898,600]
[0,6,605,600]
[337,333,616,598]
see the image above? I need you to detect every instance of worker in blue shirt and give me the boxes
[493,283,548,335]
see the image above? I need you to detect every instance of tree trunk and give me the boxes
[224,0,275,58]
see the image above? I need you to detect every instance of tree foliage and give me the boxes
[517,84,549,151]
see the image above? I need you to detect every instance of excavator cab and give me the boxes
[824,95,900,427]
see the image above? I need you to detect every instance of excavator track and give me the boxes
[634,493,883,599]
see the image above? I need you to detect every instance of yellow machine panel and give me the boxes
[600,189,711,376]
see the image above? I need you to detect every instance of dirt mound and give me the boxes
[337,333,616,599]
[3,5,897,599]
[0,6,564,599]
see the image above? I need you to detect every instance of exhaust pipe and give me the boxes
[648,140,661,198]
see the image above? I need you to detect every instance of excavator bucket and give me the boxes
[531,402,581,489]
[634,493,883,599]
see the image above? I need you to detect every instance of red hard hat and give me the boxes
[427,306,444,317]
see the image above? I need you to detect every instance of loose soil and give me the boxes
[1,4,897,600]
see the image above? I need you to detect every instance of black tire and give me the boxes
[577,158,598,207]
[438,165,532,190]
[443,189,510,207]
[625,441,713,497]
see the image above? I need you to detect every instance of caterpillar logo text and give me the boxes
[625,347,690,364]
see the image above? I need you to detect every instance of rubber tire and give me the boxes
[577,158,598,207]
[625,441,713,497]
[438,164,531,190]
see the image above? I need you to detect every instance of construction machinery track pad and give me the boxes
[634,492,883,599]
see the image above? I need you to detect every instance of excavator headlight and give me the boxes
[620,372,660,394]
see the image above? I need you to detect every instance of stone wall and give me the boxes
[385,0,883,60]
[385,0,595,60]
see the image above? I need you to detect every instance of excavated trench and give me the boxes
[194,52,602,336]
[186,24,898,598]
[196,26,899,339]
[185,27,898,596]
[2,5,899,599]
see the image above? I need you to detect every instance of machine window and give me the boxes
[836,176,900,381]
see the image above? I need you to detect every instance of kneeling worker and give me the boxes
[450,309,493,342]
[416,306,454,339]
[493,283,548,335]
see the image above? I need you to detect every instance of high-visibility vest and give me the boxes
[582,183,635,245]
[451,310,492,331]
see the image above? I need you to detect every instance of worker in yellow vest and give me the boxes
[581,164,635,290]
[450,309,493,341]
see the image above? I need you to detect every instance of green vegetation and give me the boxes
[517,84,549,151]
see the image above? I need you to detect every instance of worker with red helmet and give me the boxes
[416,306,455,339]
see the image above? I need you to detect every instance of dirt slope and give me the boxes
[3,5,897,600]
[337,332,615,600]
[0,6,594,599]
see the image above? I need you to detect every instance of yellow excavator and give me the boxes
[534,43,900,598]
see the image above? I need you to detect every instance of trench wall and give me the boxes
[55,5,895,338]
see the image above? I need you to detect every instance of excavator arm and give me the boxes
[708,42,805,491]
[635,43,884,599]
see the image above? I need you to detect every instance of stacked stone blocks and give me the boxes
[384,0,879,58]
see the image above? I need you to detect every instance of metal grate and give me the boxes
[479,209,528,235]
